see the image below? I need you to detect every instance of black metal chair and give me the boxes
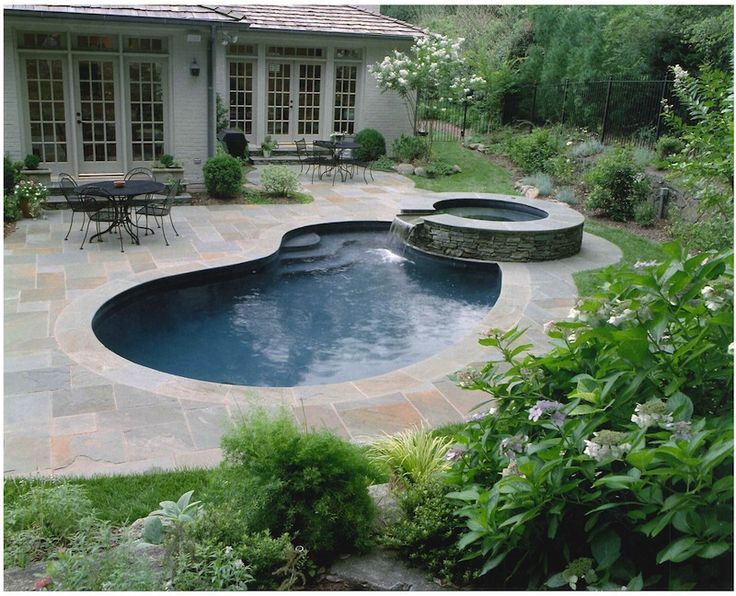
[58,172,90,240]
[341,140,375,184]
[135,181,179,246]
[294,138,330,183]
[78,187,125,252]
[124,167,154,181]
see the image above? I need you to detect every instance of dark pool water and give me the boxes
[93,226,501,387]
[441,206,544,222]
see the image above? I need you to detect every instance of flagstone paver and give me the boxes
[4,168,622,476]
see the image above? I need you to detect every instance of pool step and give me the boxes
[281,232,321,252]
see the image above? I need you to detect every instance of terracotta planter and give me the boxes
[19,199,33,218]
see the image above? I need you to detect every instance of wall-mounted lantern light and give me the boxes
[190,58,200,77]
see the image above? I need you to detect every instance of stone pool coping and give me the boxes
[6,180,622,477]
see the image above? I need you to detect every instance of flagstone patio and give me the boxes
[4,169,621,477]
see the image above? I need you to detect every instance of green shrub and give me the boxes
[634,200,656,227]
[381,481,476,586]
[156,154,179,168]
[632,146,655,169]
[521,172,554,196]
[668,212,734,254]
[507,128,561,174]
[367,428,453,486]
[392,134,430,162]
[4,193,21,221]
[46,523,161,591]
[4,155,22,191]
[448,244,734,590]
[555,187,577,204]
[202,153,243,198]
[547,154,576,184]
[23,153,41,170]
[5,483,97,568]
[371,155,395,171]
[424,159,454,178]
[210,408,377,560]
[261,165,299,197]
[354,128,386,161]
[570,139,605,158]
[583,147,650,221]
[655,135,684,161]
[169,539,254,591]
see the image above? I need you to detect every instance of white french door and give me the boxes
[266,62,322,141]
[74,57,123,174]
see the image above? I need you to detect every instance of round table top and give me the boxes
[78,179,165,197]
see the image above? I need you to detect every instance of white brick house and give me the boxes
[3,4,423,183]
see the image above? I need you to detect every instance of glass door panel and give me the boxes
[297,63,321,136]
[267,62,291,137]
[75,58,121,173]
[128,61,165,163]
[24,58,69,163]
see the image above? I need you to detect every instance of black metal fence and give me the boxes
[502,79,679,148]
[415,79,684,148]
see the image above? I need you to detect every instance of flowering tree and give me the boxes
[369,33,485,145]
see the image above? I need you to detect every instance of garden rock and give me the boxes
[524,186,540,199]
[452,164,462,173]
[368,483,401,527]
[3,562,48,591]
[395,163,415,175]
[414,166,428,178]
[328,548,442,591]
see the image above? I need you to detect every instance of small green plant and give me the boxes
[570,139,605,158]
[4,482,97,568]
[260,165,299,197]
[632,146,655,168]
[555,187,577,204]
[210,408,377,559]
[507,127,562,174]
[367,427,454,487]
[142,490,203,545]
[655,135,684,162]
[547,153,576,184]
[424,158,454,178]
[583,147,650,221]
[202,153,243,198]
[23,153,41,170]
[371,155,395,171]
[46,523,161,591]
[169,540,254,591]
[261,135,278,152]
[4,154,23,190]
[153,154,181,168]
[392,134,430,162]
[4,193,22,221]
[634,200,656,227]
[353,128,386,161]
[521,172,554,196]
[215,93,229,134]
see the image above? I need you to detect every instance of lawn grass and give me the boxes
[409,141,515,194]
[575,220,668,296]
[4,468,213,526]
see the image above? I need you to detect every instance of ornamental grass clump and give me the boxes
[444,242,733,590]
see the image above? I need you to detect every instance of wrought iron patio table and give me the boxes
[313,139,362,184]
[78,179,165,245]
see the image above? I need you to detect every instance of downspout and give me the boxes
[207,25,217,157]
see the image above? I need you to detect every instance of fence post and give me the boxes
[530,83,538,122]
[654,77,670,141]
[560,79,569,124]
[600,77,614,144]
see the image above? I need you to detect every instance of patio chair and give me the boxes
[342,142,375,184]
[124,167,154,181]
[135,181,179,246]
[58,172,90,240]
[294,138,330,182]
[78,187,125,252]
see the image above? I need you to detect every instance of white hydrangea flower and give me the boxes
[701,285,715,298]
[583,430,631,462]
[631,399,673,429]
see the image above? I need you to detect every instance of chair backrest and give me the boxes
[159,181,179,211]
[124,167,154,181]
[77,186,114,213]
[294,138,307,158]
[58,173,77,197]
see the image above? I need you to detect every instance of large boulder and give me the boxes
[395,163,416,175]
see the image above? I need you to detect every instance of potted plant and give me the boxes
[151,153,185,184]
[13,178,48,218]
[261,136,278,158]
[20,153,51,185]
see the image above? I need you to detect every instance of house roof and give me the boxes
[5,4,425,39]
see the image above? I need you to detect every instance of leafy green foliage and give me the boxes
[570,139,605,158]
[424,158,455,178]
[367,428,453,486]
[155,154,179,168]
[371,155,395,171]
[392,134,430,162]
[634,201,657,227]
[447,243,733,589]
[46,523,160,591]
[507,128,561,174]
[353,128,386,161]
[23,153,40,170]
[4,483,98,568]
[202,153,243,198]
[143,490,203,545]
[583,147,650,220]
[260,165,299,197]
[168,540,254,591]
[210,408,377,559]
[655,135,684,161]
[4,192,21,221]
[546,154,576,184]
[4,154,23,191]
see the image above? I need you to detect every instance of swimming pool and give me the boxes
[93,223,501,387]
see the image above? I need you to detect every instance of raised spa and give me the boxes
[93,222,501,387]
[394,195,584,262]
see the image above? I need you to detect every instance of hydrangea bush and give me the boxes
[446,242,733,590]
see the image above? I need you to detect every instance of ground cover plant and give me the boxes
[442,242,733,589]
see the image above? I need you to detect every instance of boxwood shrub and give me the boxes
[203,153,242,198]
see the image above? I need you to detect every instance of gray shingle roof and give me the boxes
[5,4,424,38]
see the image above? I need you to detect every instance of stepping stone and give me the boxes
[328,548,443,591]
